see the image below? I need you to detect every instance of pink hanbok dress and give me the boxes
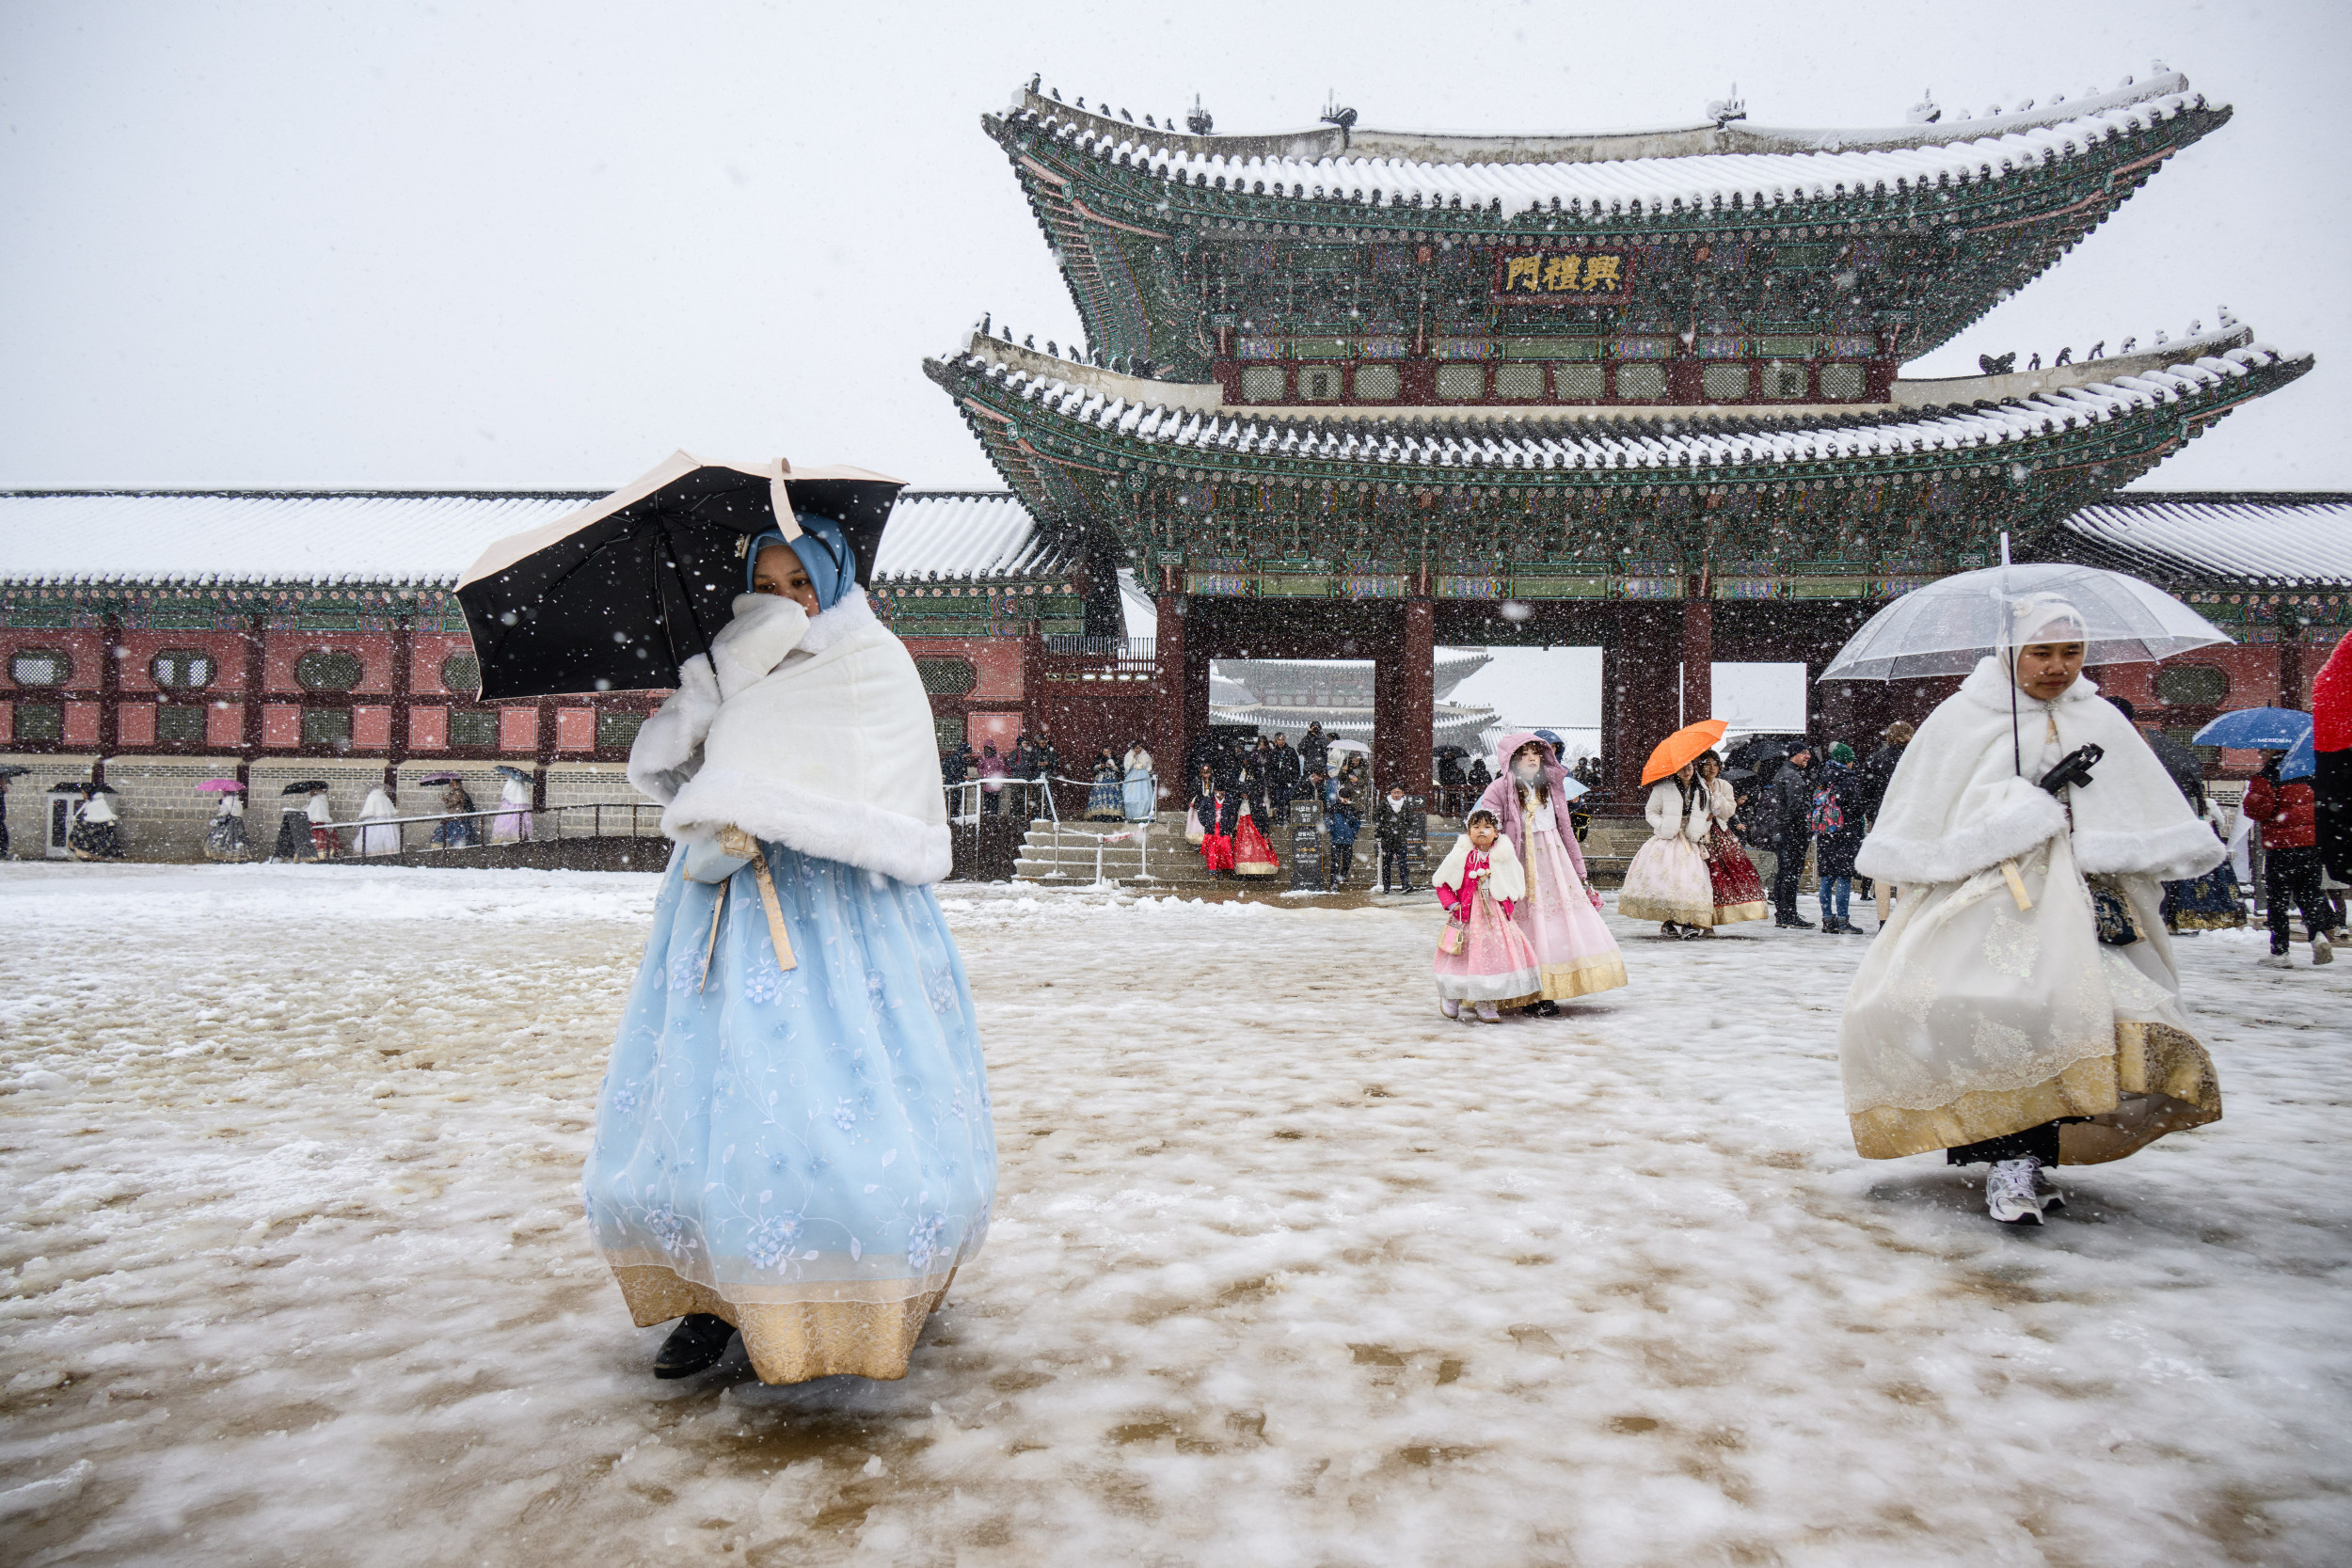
[1432,840,1543,1006]
[1474,736,1629,1002]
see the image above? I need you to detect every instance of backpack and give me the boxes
[1809,784,1844,836]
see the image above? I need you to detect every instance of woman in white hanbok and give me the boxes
[1617,764,1718,937]
[1839,597,2225,1225]
[357,786,403,857]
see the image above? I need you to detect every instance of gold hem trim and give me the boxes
[611,1264,955,1385]
[1538,952,1629,1000]
[1712,901,1769,925]
[1850,1022,2220,1165]
[1617,895,1719,926]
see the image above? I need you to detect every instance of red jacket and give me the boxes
[2243,775,2315,848]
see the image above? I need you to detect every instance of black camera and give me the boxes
[2038,742,2104,796]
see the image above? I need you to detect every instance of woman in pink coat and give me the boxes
[1473,733,1629,1010]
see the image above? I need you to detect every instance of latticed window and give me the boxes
[14,702,62,740]
[1239,365,1285,402]
[1763,362,1810,400]
[439,653,482,693]
[151,648,215,689]
[449,710,499,748]
[1352,365,1399,401]
[1702,363,1753,402]
[294,649,363,691]
[2155,665,2231,707]
[1297,366,1342,402]
[155,705,208,743]
[1615,363,1668,402]
[1493,363,1544,400]
[596,711,645,751]
[9,648,71,687]
[1436,364,1486,400]
[1818,363,1865,401]
[1554,364,1606,401]
[932,715,967,751]
[914,657,977,695]
[301,708,353,747]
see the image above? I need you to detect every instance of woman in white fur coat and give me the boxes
[1839,596,2225,1226]
[584,512,995,1385]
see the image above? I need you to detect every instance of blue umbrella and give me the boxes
[2191,707,2312,751]
[2282,729,2315,782]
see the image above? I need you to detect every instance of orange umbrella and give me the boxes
[1641,720,1729,785]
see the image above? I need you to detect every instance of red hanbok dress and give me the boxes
[1232,799,1280,876]
[1200,791,1235,873]
[1703,777,1769,926]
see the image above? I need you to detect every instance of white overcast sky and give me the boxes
[1,0,2344,493]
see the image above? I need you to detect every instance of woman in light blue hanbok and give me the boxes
[585,511,994,1385]
[1121,741,1155,821]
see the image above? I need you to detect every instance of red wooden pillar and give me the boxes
[1155,592,1191,796]
[387,610,413,792]
[1603,603,1681,808]
[95,610,123,782]
[1399,597,1435,792]
[1680,593,1712,728]
[237,610,265,785]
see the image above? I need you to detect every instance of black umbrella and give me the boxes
[281,780,328,795]
[454,451,905,700]
[0,765,29,781]
[494,765,533,784]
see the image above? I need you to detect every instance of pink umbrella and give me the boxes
[199,779,244,792]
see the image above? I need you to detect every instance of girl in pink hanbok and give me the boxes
[1473,733,1629,1010]
[1431,809,1542,1022]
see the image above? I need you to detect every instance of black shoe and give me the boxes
[1531,1000,1562,1018]
[653,1312,736,1378]
[1819,919,1845,933]
[1778,916,1816,929]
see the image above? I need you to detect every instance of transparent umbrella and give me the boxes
[1820,559,2232,682]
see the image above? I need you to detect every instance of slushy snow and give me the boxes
[1,863,2346,1566]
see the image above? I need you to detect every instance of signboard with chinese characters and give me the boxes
[1493,250,1637,302]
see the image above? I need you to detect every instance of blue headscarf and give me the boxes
[744,510,856,610]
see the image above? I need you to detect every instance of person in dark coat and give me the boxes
[1465,756,1492,800]
[1856,721,1913,826]
[1299,722,1330,780]
[1327,759,1365,882]
[1375,783,1417,894]
[1814,743,1869,933]
[1761,746,1817,927]
[1268,733,1300,816]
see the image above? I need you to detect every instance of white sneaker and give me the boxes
[1986,1158,2054,1226]
[2314,934,2334,966]
[1438,997,1461,1020]
[2261,950,2295,970]
[1474,1003,1502,1022]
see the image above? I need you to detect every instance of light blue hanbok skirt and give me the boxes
[584,838,995,1382]
[1123,766,1156,821]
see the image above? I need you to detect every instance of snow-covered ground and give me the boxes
[2,863,2346,1567]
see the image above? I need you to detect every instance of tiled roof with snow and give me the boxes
[869,491,1069,582]
[943,342,2296,477]
[2051,494,2352,588]
[0,489,1058,590]
[1008,72,2214,218]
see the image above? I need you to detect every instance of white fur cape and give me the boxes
[626,590,950,885]
[1855,657,2220,887]
[1432,832,1528,903]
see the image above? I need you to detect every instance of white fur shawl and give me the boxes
[1432,832,1527,903]
[626,591,951,885]
[1855,657,2220,887]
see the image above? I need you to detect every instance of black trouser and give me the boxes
[2265,846,2339,948]
[1771,836,1806,920]
[1379,839,1409,892]
[1947,1119,2067,1166]
[1333,842,1356,880]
